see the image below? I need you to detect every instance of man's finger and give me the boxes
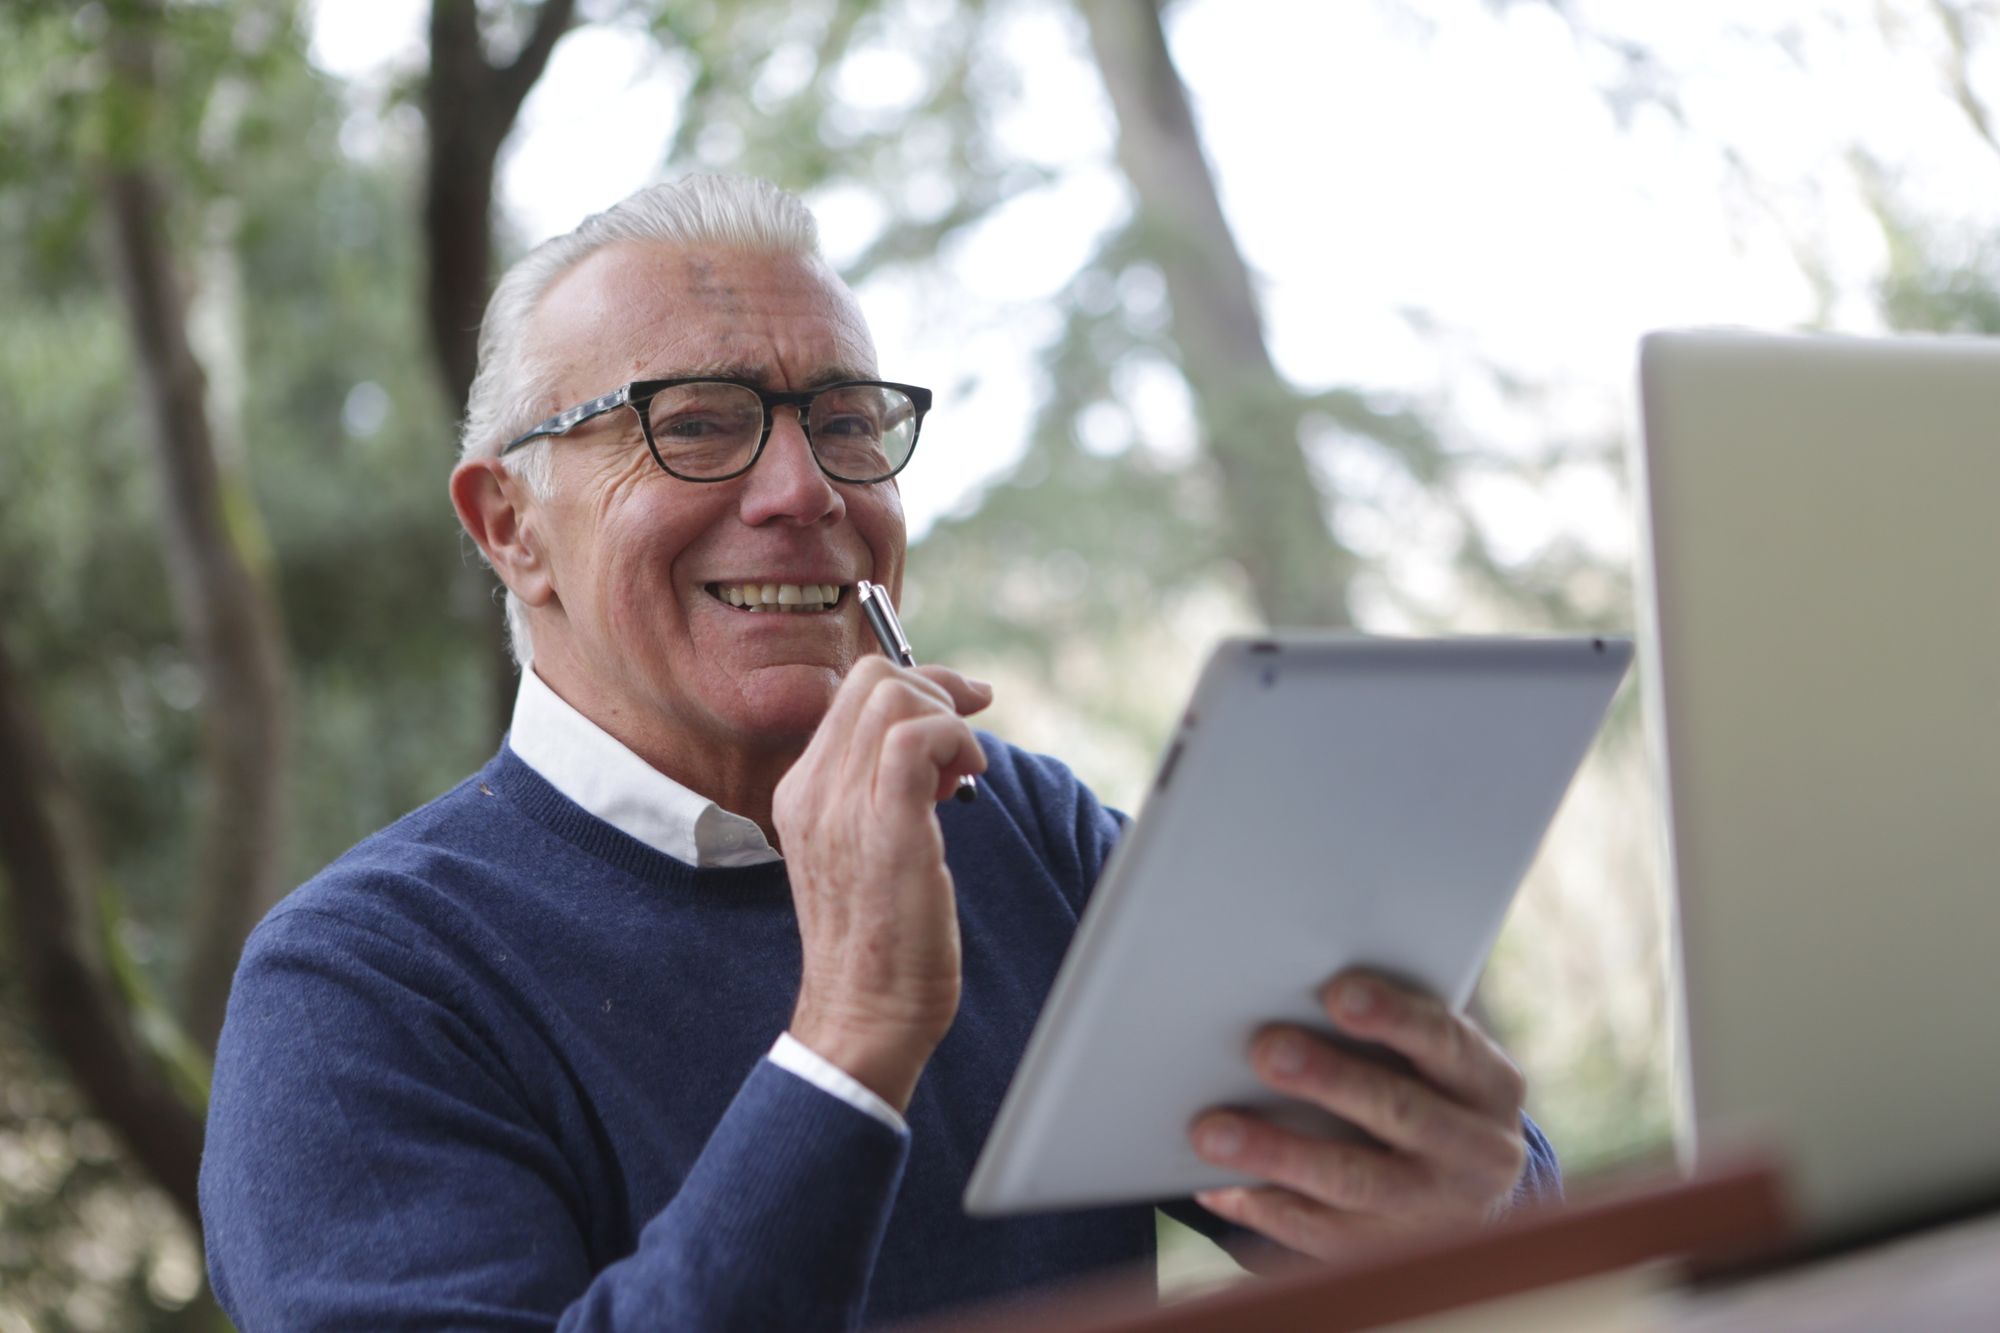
[1248,1026,1528,1196]
[906,664,994,717]
[874,714,987,809]
[825,669,962,798]
[812,654,907,750]
[1192,1184,1394,1262]
[1320,973,1527,1119]
[1189,1110,1430,1217]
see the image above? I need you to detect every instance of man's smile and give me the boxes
[703,581,849,613]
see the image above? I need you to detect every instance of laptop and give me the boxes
[1636,329,2000,1245]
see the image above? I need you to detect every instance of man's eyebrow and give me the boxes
[805,364,877,387]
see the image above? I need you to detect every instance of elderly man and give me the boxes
[200,175,1557,1331]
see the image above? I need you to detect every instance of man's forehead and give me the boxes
[661,353,879,384]
[526,241,873,390]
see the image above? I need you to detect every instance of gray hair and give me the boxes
[459,174,829,666]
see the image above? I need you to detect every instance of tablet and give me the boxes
[963,634,1632,1215]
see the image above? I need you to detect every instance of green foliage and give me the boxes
[1,1,493,1324]
[1,0,489,952]
[1869,177,2000,336]
[100,889,212,1116]
[916,228,1229,658]
[0,1004,203,1333]
[654,0,1047,284]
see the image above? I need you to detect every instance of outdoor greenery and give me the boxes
[3,0,1997,1327]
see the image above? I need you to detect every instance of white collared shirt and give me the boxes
[508,668,906,1133]
[508,668,779,867]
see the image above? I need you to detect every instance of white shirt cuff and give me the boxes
[768,1032,909,1135]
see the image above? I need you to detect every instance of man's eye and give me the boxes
[660,413,750,440]
[817,414,882,439]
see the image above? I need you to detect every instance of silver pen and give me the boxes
[855,580,979,803]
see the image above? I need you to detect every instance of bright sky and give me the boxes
[309,0,2000,557]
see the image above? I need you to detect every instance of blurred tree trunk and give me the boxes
[1080,0,1355,627]
[0,637,206,1232]
[424,0,576,739]
[101,12,289,1060]
[1932,0,2000,157]
[1084,0,1501,1038]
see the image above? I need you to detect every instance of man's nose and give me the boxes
[739,408,844,526]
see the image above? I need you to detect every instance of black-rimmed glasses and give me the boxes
[500,378,932,485]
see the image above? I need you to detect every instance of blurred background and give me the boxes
[4,0,1999,1326]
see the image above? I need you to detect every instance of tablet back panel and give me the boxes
[1638,331,2000,1238]
[965,635,1629,1214]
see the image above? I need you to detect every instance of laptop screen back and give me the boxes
[1636,330,2000,1238]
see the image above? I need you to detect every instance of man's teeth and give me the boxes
[709,582,843,612]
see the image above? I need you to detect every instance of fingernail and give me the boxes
[1341,981,1377,1017]
[968,676,995,693]
[1268,1033,1308,1075]
[1198,1116,1244,1160]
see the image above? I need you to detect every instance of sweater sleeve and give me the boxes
[1511,1111,1563,1206]
[201,906,908,1332]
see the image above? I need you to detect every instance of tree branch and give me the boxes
[423,0,580,414]
[1931,0,2000,159]
[425,0,505,413]
[0,635,207,1234]
[496,0,578,118]
[99,22,290,1059]
[423,0,579,741]
[1080,0,1354,626]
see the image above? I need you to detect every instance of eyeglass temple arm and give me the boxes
[501,386,634,456]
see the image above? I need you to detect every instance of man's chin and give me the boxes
[724,664,847,741]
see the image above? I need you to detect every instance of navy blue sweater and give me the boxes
[201,739,1559,1330]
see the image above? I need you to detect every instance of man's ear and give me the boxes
[450,458,556,607]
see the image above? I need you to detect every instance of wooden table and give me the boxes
[910,1159,1794,1332]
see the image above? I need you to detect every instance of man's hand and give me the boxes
[775,657,991,1114]
[1189,971,1530,1259]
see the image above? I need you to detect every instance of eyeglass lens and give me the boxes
[645,382,919,481]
